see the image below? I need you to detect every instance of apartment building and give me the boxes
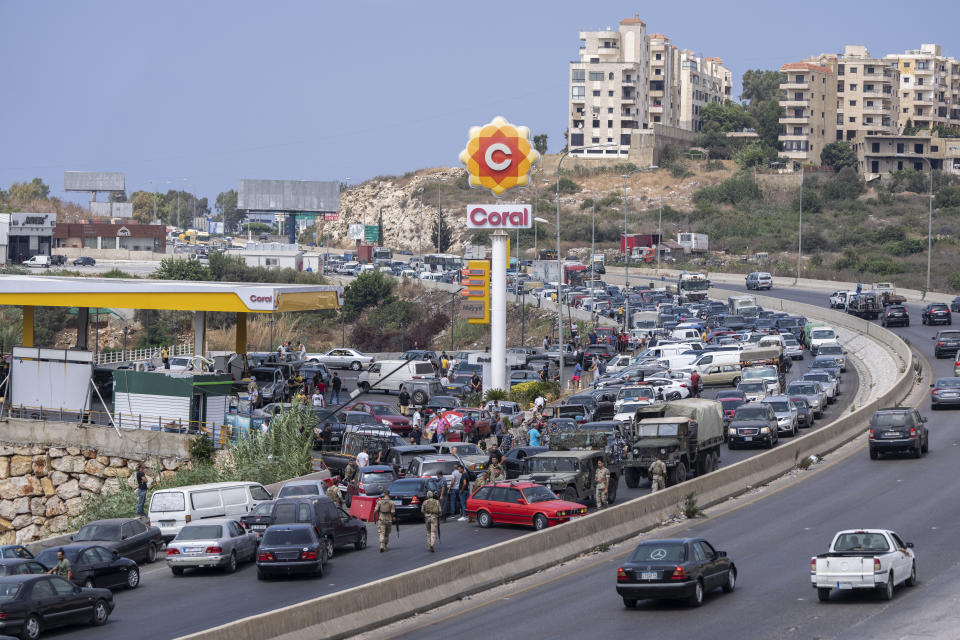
[568,17,649,159]
[648,34,681,128]
[885,44,960,132]
[677,52,732,132]
[806,46,900,141]
[778,62,837,164]
[853,132,960,179]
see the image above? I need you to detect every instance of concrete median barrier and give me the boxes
[180,293,915,640]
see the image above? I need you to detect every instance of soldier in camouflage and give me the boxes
[594,459,611,509]
[326,483,344,508]
[648,454,667,493]
[375,489,396,552]
[421,491,442,552]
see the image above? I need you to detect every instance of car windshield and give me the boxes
[805,373,829,382]
[819,346,841,355]
[940,331,960,340]
[252,370,276,383]
[262,528,314,546]
[362,471,394,483]
[419,461,457,476]
[74,523,121,541]
[630,543,687,563]
[526,457,578,473]
[739,382,764,392]
[743,366,777,379]
[767,401,790,412]
[873,413,908,427]
[811,330,836,340]
[788,383,817,395]
[150,492,185,512]
[36,548,80,565]
[175,525,223,540]
[617,403,646,415]
[370,406,398,416]
[522,486,559,503]
[250,502,274,516]
[346,414,378,424]
[619,388,655,400]
[930,304,949,311]
[735,406,769,420]
[636,423,680,437]
[557,407,586,418]
[278,484,319,497]
[936,378,960,388]
[451,444,482,456]
[720,399,745,411]
[833,533,891,553]
[814,358,837,367]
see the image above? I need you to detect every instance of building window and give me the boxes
[932,145,939,152]
[867,66,874,74]
[572,69,585,82]
[871,161,879,173]
[914,162,923,171]
[591,137,600,143]
[849,117,856,122]
[620,134,631,145]
[84,236,97,249]
[607,120,613,128]
[794,92,803,100]
[917,77,924,85]
[865,117,874,124]
[607,107,613,113]
[592,119,600,128]
[897,161,903,170]
[608,90,614,97]
[655,53,662,60]
[589,71,603,81]
[654,68,662,75]
[793,127,803,135]
[590,58,599,63]
[849,100,857,106]
[896,142,904,153]
[838,64,845,75]
[837,81,844,92]
[570,133,584,146]
[572,86,584,99]
[849,67,857,73]
[592,90,601,97]
[872,142,880,153]
[849,84,857,91]
[608,72,614,80]
[653,115,661,123]
[914,143,924,154]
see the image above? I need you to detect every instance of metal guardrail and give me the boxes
[95,343,193,365]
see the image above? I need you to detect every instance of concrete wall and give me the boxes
[180,296,915,640]
[54,247,166,261]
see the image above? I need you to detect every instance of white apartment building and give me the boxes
[568,17,649,159]
[885,44,960,132]
[677,52,732,132]
[778,62,837,164]
[648,34,681,128]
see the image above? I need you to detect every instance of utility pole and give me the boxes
[796,165,804,285]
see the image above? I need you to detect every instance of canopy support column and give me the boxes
[235,312,247,354]
[193,311,206,359]
[75,307,89,350]
[22,306,34,347]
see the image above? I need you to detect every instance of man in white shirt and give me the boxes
[356,450,370,468]
[533,394,545,414]
[412,409,423,430]
[312,390,325,408]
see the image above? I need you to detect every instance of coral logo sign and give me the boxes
[459,116,540,197]
[249,294,273,303]
[466,204,531,229]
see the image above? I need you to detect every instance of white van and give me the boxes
[148,481,273,541]
[658,353,699,370]
[357,359,436,393]
[670,328,702,342]
[692,350,742,374]
[22,255,50,268]
[641,343,693,360]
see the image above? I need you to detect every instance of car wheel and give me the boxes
[533,514,549,530]
[350,361,362,371]
[914,443,922,459]
[325,536,335,560]
[669,462,687,486]
[146,542,158,563]
[688,579,704,607]
[922,437,929,453]
[624,468,640,488]
[126,566,140,589]
[731,377,740,386]
[563,487,578,502]
[880,574,894,600]
[355,529,367,551]
[869,448,878,460]
[722,568,737,593]
[906,562,917,586]
[622,597,638,608]
[477,510,492,528]
[224,552,237,574]
[84,578,95,588]
[359,382,370,392]
[257,568,267,581]
[607,479,617,504]
[91,599,110,626]
[667,392,681,401]
[412,390,428,405]
[171,566,184,576]
[21,614,40,640]
[817,587,831,602]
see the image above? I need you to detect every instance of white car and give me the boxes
[737,380,768,403]
[614,386,658,412]
[604,354,633,375]
[782,336,805,360]
[167,356,193,371]
[829,291,847,309]
[808,327,839,355]
[811,529,916,602]
[803,371,838,401]
[306,348,374,371]
[643,377,691,401]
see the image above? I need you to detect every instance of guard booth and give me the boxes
[112,369,233,434]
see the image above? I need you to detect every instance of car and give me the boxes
[345,465,397,500]
[239,500,275,539]
[644,377,691,401]
[35,545,140,590]
[256,524,328,580]
[0,574,114,638]
[422,395,462,418]
[384,477,443,520]
[165,519,258,575]
[484,400,523,417]
[432,442,488,477]
[466,481,587,531]
[405,454,460,479]
[718,397,746,425]
[786,380,827,418]
[399,349,438,362]
[952,297,960,313]
[727,403,778,449]
[955,350,960,377]
[736,380,768,403]
[803,371,839,401]
[881,305,909,328]
[0,559,46,577]
[868,407,929,459]
[509,370,541,388]
[305,348,374,371]
[930,377,960,409]
[616,538,737,608]
[815,343,846,372]
[297,362,332,386]
[71,518,164,564]
[810,356,843,382]
[933,330,960,358]
[811,529,917,603]
[501,446,549,479]
[268,496,363,558]
[380,445,438,477]
[745,272,773,290]
[277,479,335,499]
[789,396,814,428]
[342,401,411,434]
[921,303,952,326]
[761,396,799,437]
[0,547,33,561]
[72,256,96,266]
[714,389,746,402]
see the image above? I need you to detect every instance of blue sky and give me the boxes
[2,0,958,205]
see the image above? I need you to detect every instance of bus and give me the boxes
[423,253,463,273]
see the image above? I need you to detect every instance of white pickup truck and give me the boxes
[811,529,917,602]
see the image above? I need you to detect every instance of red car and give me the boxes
[466,481,588,531]
[342,401,412,435]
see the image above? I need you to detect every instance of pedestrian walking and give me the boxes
[330,372,342,404]
[320,424,333,451]
[312,388,325,408]
[527,423,541,447]
[648,454,667,493]
[436,471,449,520]
[421,491,441,552]
[689,370,701,398]
[440,352,450,377]
[343,459,359,486]
[375,490,396,552]
[594,459,611,509]
[398,387,411,416]
[448,465,462,518]
[135,464,149,516]
[533,393,545,416]
[457,467,470,521]
[356,449,370,468]
[571,362,582,390]
[161,346,170,369]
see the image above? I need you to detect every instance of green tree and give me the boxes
[735,141,778,169]
[6,178,50,202]
[557,177,581,195]
[533,134,548,157]
[342,271,396,322]
[152,257,211,281]
[431,212,452,252]
[699,100,754,132]
[740,69,782,105]
[215,189,243,231]
[752,99,784,149]
[130,191,158,223]
[820,141,858,171]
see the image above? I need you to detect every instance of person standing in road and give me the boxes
[421,491,442,552]
[689,370,701,398]
[161,346,170,369]
[326,483,344,508]
[375,489,396,552]
[46,549,72,580]
[440,352,450,377]
[469,372,482,395]
[648,454,667,493]
[457,467,470,521]
[594,460,611,509]
[320,424,333,451]
[436,471,449,521]
[312,387,325,408]
[533,393,545,416]
[448,465,462,519]
[356,449,370,468]
[331,372,342,404]
[135,464,149,516]
[343,459,359,486]
[542,335,550,350]
[527,423,541,447]
[398,387,411,416]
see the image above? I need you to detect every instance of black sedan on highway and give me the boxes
[256,524,327,580]
[72,256,96,266]
[616,538,737,608]
[0,575,114,639]
[385,477,443,520]
[35,545,140,590]
[71,518,164,564]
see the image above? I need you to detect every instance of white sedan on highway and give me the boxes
[306,348,374,371]
[643,377,691,401]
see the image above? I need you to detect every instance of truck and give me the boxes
[727,295,758,316]
[846,292,881,319]
[622,399,725,488]
[739,347,788,394]
[871,282,906,306]
[530,260,588,286]
[620,233,659,254]
[591,253,606,274]
[810,529,917,602]
[677,271,711,303]
[630,311,660,343]
[518,427,622,506]
[677,232,709,253]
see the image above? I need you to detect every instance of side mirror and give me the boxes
[112,550,119,558]
[516,499,525,504]
[68,535,74,541]
[921,416,928,423]
[717,550,727,558]
[906,542,914,548]
[930,383,935,388]
[932,336,936,340]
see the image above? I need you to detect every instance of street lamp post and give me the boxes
[796,165,804,285]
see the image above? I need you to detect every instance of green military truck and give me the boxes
[622,399,725,488]
[517,428,622,506]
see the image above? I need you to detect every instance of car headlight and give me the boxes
[382,419,392,426]
[632,448,640,456]
[728,428,735,435]
[760,427,770,434]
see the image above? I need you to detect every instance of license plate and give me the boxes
[160,520,175,527]
[883,431,900,438]
[640,571,658,580]
[393,500,402,507]
[837,582,854,590]
[743,436,753,442]
[942,392,958,398]
[252,524,266,531]
[184,546,204,554]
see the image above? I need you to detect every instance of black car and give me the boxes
[881,305,909,327]
[727,404,778,449]
[239,500,275,539]
[952,297,960,313]
[789,396,814,428]
[381,445,438,477]
[35,545,139,590]
[502,446,548,479]
[71,518,164,564]
[72,257,96,266]
[298,362,332,385]
[0,560,46,577]
[385,477,442,520]
[616,538,737,607]
[933,330,960,358]
[422,395,461,418]
[868,407,929,459]
[269,496,358,559]
[50,255,66,266]
[0,575,114,639]
[256,524,327,580]
[922,303,952,326]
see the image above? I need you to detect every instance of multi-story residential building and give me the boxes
[806,46,900,141]
[886,44,960,132]
[677,52,732,132]
[853,132,960,179]
[648,34,681,128]
[778,62,837,164]
[568,17,649,159]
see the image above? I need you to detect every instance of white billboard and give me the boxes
[347,223,364,240]
[466,204,531,229]
[64,171,125,192]
[90,202,133,218]
[11,348,93,412]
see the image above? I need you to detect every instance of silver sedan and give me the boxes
[166,519,258,575]
[306,348,374,371]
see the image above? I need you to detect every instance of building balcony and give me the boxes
[913,98,935,106]
[650,105,663,113]
[779,115,810,124]
[782,150,810,159]
[781,99,810,107]
[779,134,810,141]
[862,105,886,113]
[780,82,810,90]
[572,95,586,103]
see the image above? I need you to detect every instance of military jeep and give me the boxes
[517,428,622,506]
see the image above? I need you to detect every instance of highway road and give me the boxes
[371,287,956,640]
[70,285,861,639]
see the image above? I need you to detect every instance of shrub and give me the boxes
[947,272,960,291]
[793,188,822,213]
[860,257,902,276]
[681,492,705,519]
[189,434,215,463]
[483,388,508,402]
[935,185,960,209]
[557,177,581,195]
[822,168,865,201]
[692,173,760,207]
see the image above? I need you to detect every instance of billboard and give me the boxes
[347,224,364,240]
[466,204,531,229]
[90,202,133,218]
[64,171,125,192]
[238,179,339,213]
[458,116,540,196]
